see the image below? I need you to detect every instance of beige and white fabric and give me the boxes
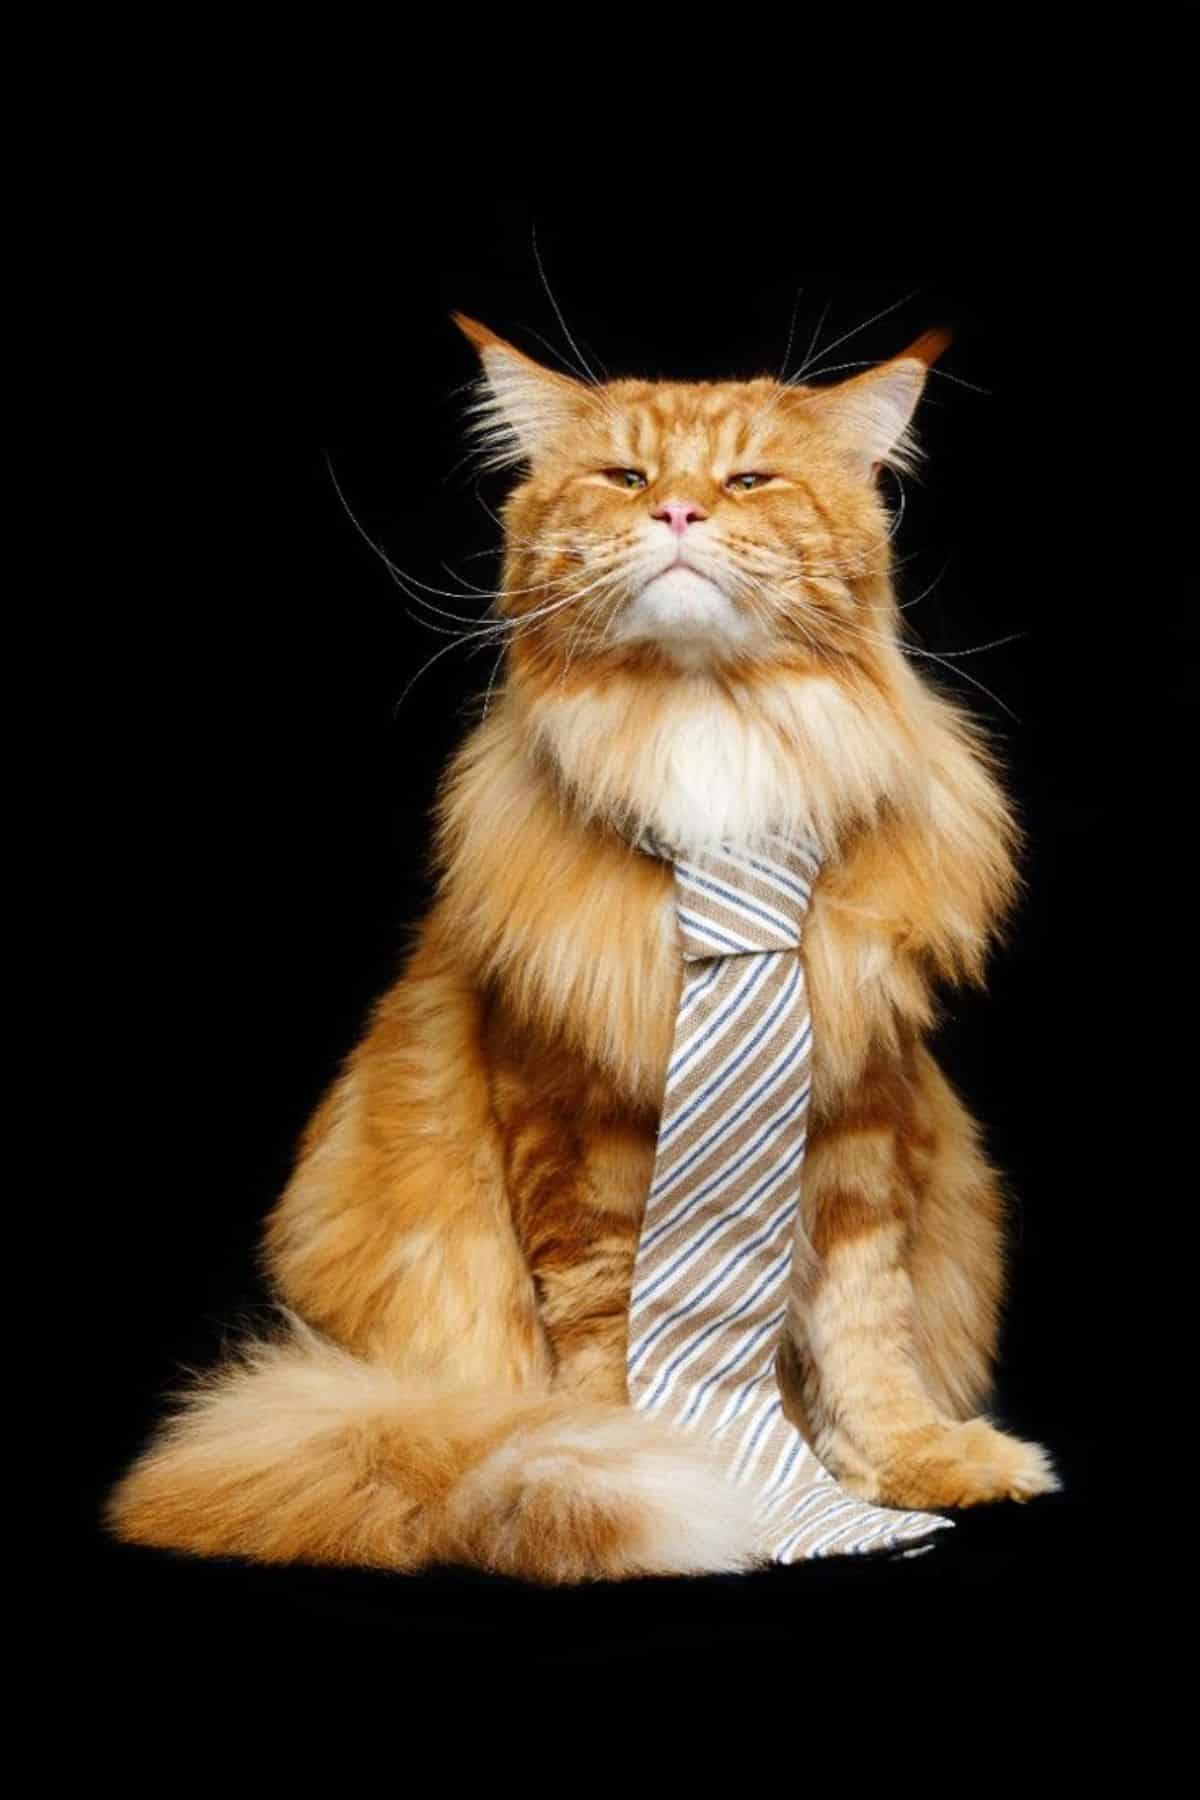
[628,832,951,1563]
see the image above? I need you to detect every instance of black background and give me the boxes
[73,176,1164,1705]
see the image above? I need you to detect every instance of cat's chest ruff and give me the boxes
[625,701,798,853]
[529,676,844,857]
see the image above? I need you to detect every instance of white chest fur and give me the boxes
[528,671,915,857]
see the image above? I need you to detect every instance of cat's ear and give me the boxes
[807,327,952,478]
[452,313,588,469]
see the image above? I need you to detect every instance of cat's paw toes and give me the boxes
[873,1419,1060,1510]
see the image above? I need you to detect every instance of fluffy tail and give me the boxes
[106,1318,762,1583]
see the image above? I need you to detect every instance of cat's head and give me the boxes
[454,312,949,687]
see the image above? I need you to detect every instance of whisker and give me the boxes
[327,458,609,636]
[911,631,1027,660]
[480,643,507,720]
[396,562,634,707]
[796,297,833,384]
[557,570,625,691]
[394,632,483,713]
[896,556,953,612]
[884,469,907,539]
[515,320,602,385]
[777,283,807,383]
[531,224,602,385]
[780,356,989,399]
[818,610,1024,722]
[794,287,922,384]
[905,648,1020,721]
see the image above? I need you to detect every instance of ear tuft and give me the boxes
[452,312,587,471]
[809,326,952,478]
[896,325,953,368]
[451,312,508,354]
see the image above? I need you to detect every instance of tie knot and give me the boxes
[636,831,821,962]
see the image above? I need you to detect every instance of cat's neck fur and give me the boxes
[514,660,927,859]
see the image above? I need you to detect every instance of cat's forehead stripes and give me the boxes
[595,381,787,477]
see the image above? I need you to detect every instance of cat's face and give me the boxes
[456,314,948,685]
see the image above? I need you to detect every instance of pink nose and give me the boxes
[652,499,708,535]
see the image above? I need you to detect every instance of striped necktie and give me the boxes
[628,832,951,1563]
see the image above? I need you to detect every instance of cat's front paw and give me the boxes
[853,1418,1060,1511]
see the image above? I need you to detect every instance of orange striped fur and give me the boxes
[106,318,1056,1582]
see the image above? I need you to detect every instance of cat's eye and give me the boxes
[603,468,648,491]
[727,472,773,492]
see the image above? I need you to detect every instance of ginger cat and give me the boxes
[107,313,1058,1581]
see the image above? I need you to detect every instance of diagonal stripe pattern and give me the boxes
[628,831,952,1563]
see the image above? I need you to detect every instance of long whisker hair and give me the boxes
[791,287,923,385]
[530,223,605,386]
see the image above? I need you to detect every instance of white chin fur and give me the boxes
[613,568,758,669]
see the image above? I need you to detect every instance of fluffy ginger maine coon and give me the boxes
[107,314,1058,1582]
